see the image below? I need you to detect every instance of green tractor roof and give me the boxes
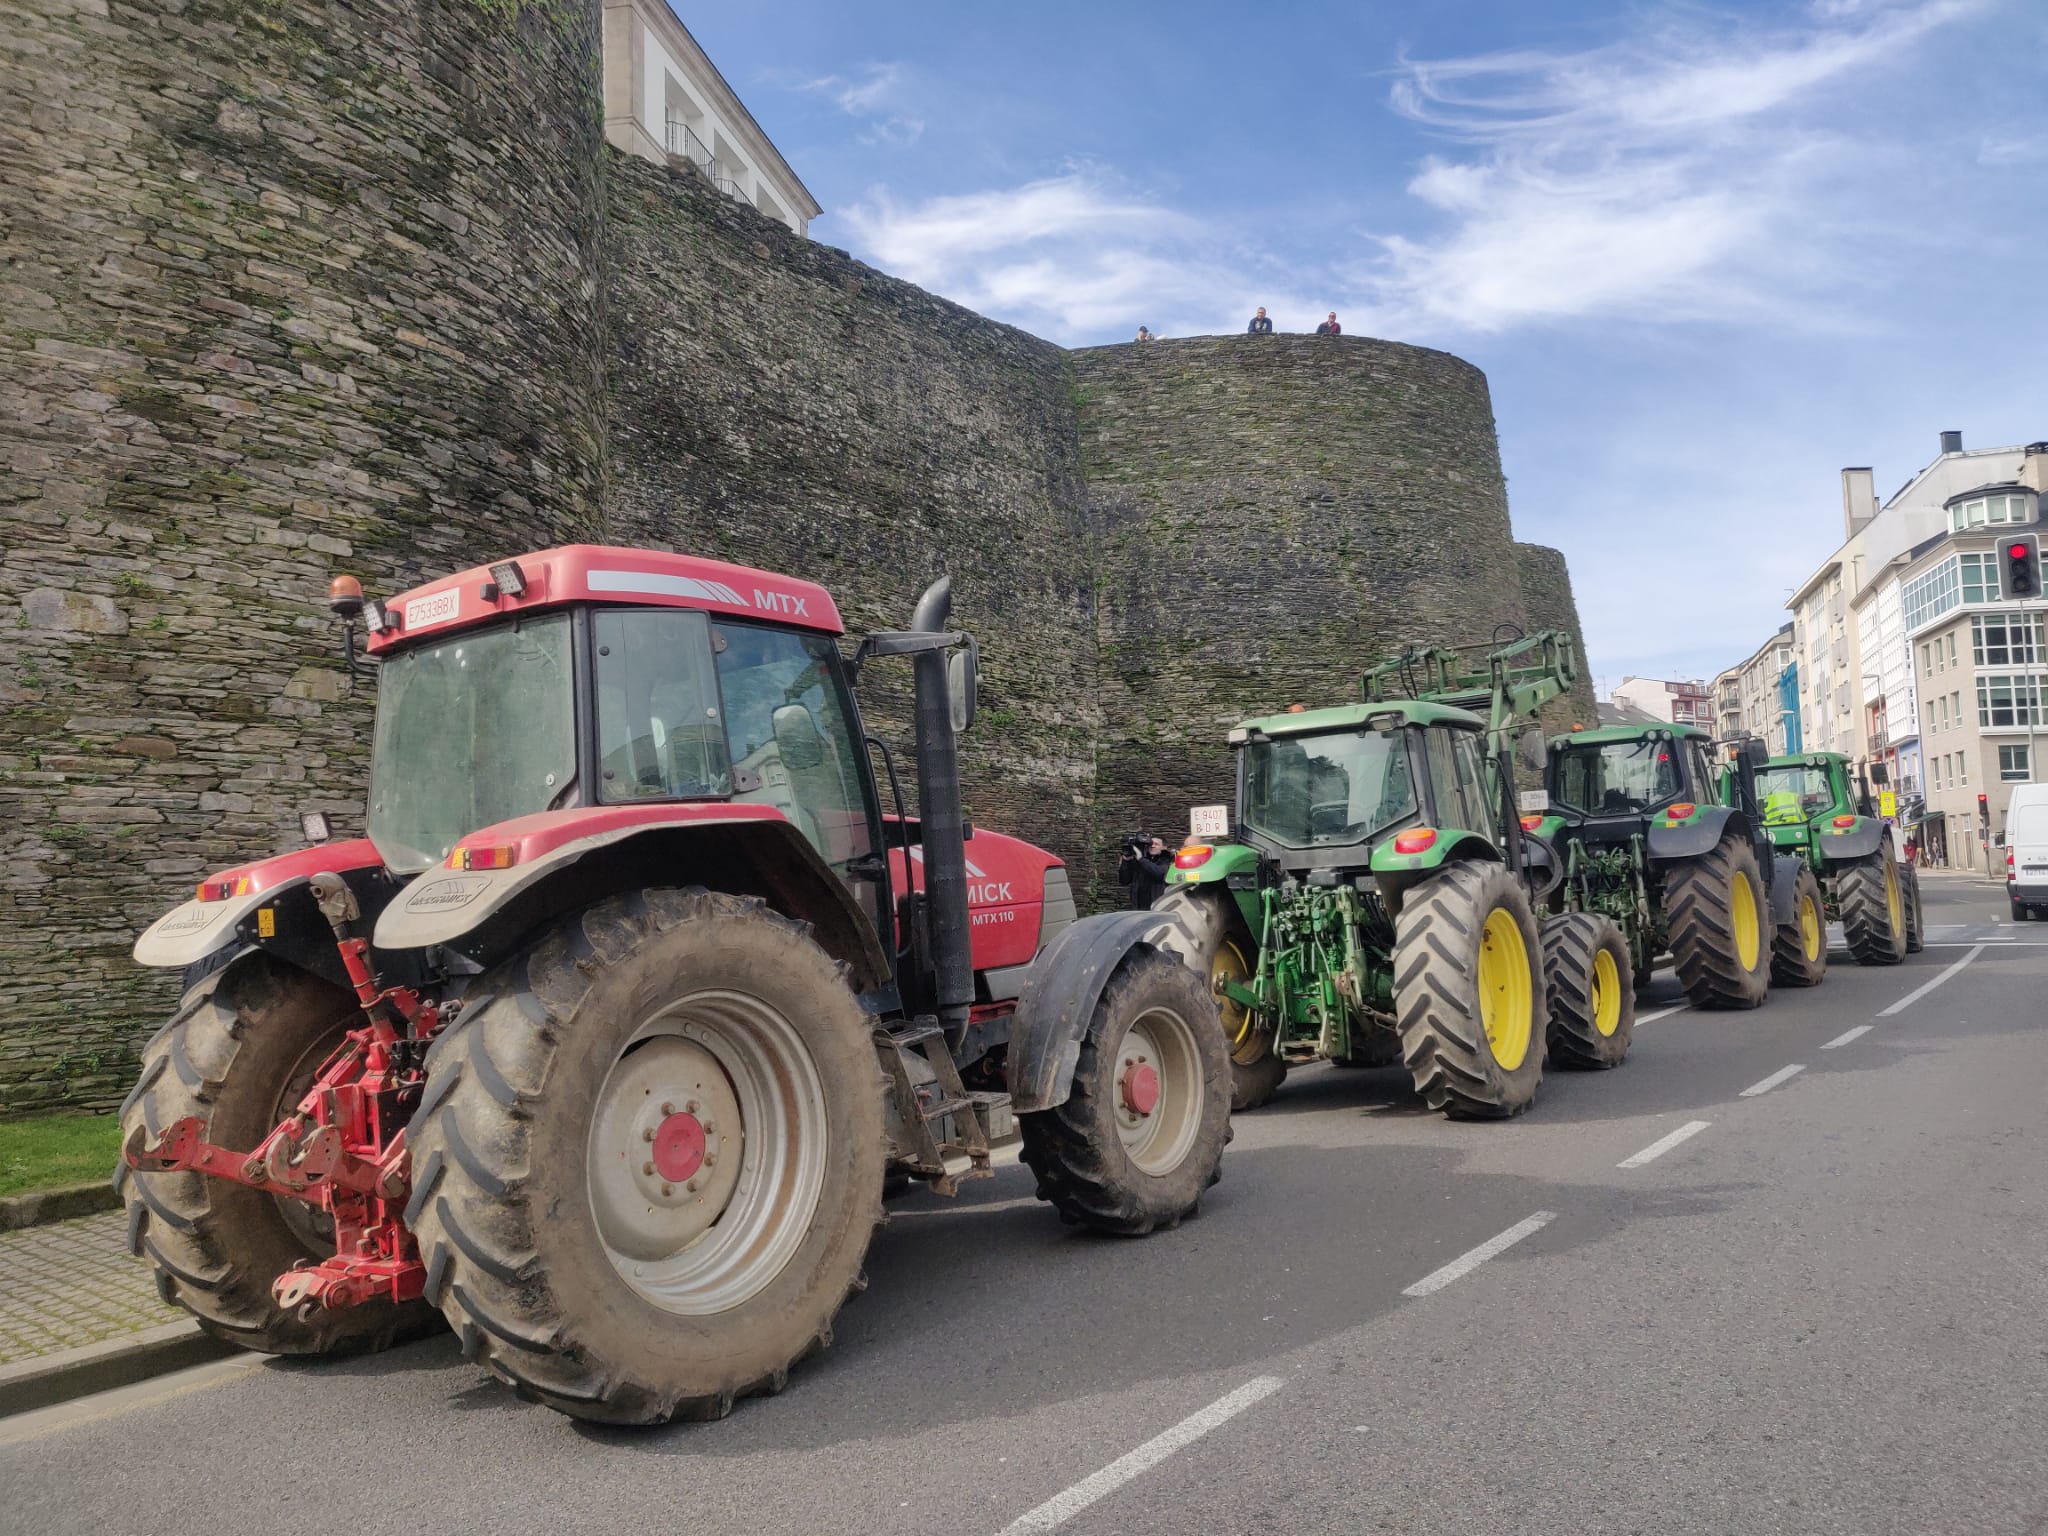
[1762,752,1850,770]
[1549,723,1711,749]
[1230,698,1483,743]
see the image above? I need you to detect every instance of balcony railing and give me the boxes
[664,120,711,166]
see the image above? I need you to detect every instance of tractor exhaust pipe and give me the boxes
[908,575,973,1036]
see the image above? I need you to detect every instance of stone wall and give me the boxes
[0,0,1596,1114]
[1513,542,1602,733]
[0,0,610,1111]
[1073,336,1540,894]
[602,158,1097,872]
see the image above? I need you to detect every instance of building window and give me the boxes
[1972,613,2048,667]
[1932,755,1944,789]
[1904,559,1962,631]
[2001,744,2032,781]
[1948,492,2032,534]
[1960,554,2002,606]
[1959,754,1968,787]
[1977,674,2048,728]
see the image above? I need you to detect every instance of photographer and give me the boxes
[1118,834,1171,910]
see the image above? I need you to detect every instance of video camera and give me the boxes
[1120,832,1153,859]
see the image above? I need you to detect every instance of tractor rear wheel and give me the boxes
[1020,946,1232,1235]
[1393,861,1547,1118]
[1153,886,1285,1111]
[1541,912,1634,1070]
[1664,834,1771,1009]
[116,954,435,1355]
[1839,852,1907,966]
[1770,863,1828,987]
[405,888,885,1425]
[1903,865,1925,953]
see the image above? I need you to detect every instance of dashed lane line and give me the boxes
[1740,1063,1806,1097]
[1634,1003,1690,1026]
[1879,944,1987,1016]
[1401,1211,1556,1298]
[1616,1120,1710,1169]
[995,1375,1286,1534]
[1822,1025,1873,1050]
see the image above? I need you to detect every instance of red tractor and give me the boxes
[120,546,1230,1424]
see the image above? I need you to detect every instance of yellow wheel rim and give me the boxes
[1884,861,1903,938]
[1477,909,1533,1071]
[1213,939,1270,1067]
[1732,870,1760,972]
[1591,947,1621,1038]
[1799,894,1821,961]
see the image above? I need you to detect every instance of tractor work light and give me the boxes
[361,599,393,634]
[486,560,528,599]
[449,844,517,871]
[1392,828,1438,855]
[1175,845,1214,870]
[196,875,253,902]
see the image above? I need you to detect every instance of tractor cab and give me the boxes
[1752,754,1861,849]
[1537,725,1723,847]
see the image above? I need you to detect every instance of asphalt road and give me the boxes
[6,874,2044,1535]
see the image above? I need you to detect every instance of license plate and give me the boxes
[1189,803,1231,839]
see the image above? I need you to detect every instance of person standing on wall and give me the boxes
[1316,312,1342,336]
[1135,326,1155,342]
[1119,835,1171,909]
[1247,307,1273,334]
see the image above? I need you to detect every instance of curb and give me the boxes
[0,1182,121,1232]
[0,1320,235,1420]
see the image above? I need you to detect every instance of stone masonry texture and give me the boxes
[0,0,1595,1113]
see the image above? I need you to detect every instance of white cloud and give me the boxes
[803,63,924,147]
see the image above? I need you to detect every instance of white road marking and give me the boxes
[1822,1024,1873,1050]
[1617,1120,1710,1169]
[1740,1063,1806,1097]
[1634,1003,1690,1026]
[1879,944,1986,1016]
[995,1375,1286,1533]
[1402,1211,1556,1298]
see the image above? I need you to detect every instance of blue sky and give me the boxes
[685,1,2047,694]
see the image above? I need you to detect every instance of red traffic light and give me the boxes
[2013,543,2031,560]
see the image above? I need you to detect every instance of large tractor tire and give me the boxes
[1839,852,1907,966]
[1770,863,1828,988]
[405,888,886,1425]
[1153,885,1285,1111]
[1903,864,1925,953]
[1541,912,1634,1070]
[1664,834,1771,1009]
[1393,860,1547,1119]
[1019,946,1232,1235]
[116,953,435,1355]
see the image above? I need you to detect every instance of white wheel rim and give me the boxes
[585,990,826,1316]
[1113,1006,1203,1176]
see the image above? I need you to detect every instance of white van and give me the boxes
[2006,783,2048,920]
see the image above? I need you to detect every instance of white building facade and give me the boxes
[1711,623,1797,752]
[602,0,821,237]
[1611,675,1713,728]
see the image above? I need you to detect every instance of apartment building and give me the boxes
[1711,623,1798,752]
[1610,675,1714,728]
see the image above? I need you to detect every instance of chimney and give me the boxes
[2021,442,2048,496]
[1840,466,1877,538]
[1939,429,1963,454]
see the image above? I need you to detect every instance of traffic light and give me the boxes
[2003,533,2040,598]
[1978,791,1990,828]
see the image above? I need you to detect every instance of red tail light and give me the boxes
[449,844,518,871]
[195,875,253,903]
[1519,814,1543,831]
[1832,815,1857,828]
[1667,802,1696,818]
[1174,845,1213,870]
[1393,828,1437,855]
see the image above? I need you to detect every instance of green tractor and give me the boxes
[1155,632,1633,1117]
[1523,726,1811,1006]
[1746,752,1922,964]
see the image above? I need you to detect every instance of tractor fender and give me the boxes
[1371,830,1500,917]
[1007,910,1186,1114]
[1768,853,1804,926]
[1815,817,1887,863]
[373,806,889,988]
[1647,804,1743,861]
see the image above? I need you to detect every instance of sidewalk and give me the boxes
[0,1209,176,1367]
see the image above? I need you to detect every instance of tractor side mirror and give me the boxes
[1869,762,1889,786]
[947,643,978,734]
[771,704,826,770]
[1515,725,1546,777]
[1743,737,1770,770]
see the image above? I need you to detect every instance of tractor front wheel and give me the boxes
[1770,863,1828,987]
[1839,852,1908,966]
[1541,912,1634,1070]
[1665,834,1771,1009]
[117,954,436,1356]
[405,888,885,1425]
[1019,946,1232,1234]
[1153,886,1284,1111]
[1393,861,1547,1118]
